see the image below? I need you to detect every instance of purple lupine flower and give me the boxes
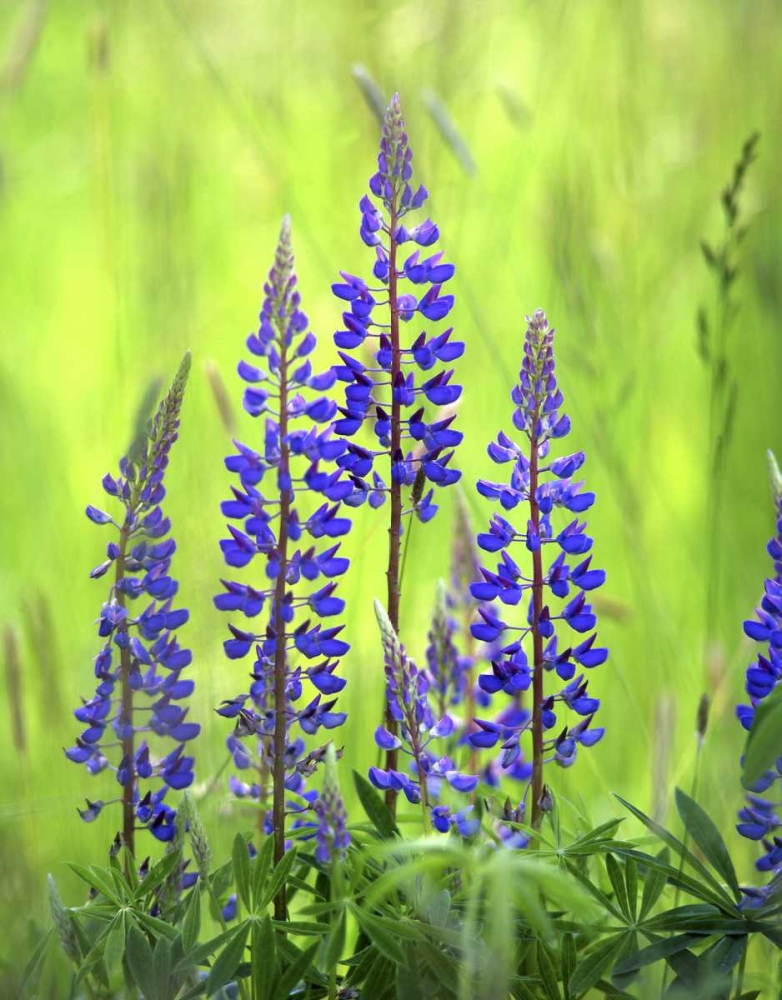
[468,310,607,828]
[215,217,350,918]
[735,451,782,906]
[332,93,463,518]
[425,580,472,716]
[332,94,464,812]
[313,745,350,865]
[371,601,478,836]
[65,354,197,855]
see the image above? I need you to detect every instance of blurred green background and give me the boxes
[2,0,782,985]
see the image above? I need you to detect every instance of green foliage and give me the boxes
[38,782,782,998]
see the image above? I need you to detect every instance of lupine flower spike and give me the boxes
[313,743,350,865]
[332,94,464,810]
[215,217,351,919]
[65,354,198,859]
[736,450,782,906]
[371,601,478,836]
[425,580,471,717]
[468,310,607,828]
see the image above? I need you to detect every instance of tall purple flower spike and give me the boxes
[467,310,607,828]
[215,217,351,919]
[735,451,782,908]
[331,93,464,810]
[66,353,198,855]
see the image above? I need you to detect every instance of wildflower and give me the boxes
[425,580,471,715]
[332,94,464,809]
[313,744,350,865]
[468,310,607,827]
[736,450,782,904]
[371,601,477,834]
[64,354,197,856]
[215,218,350,918]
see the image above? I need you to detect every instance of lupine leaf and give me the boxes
[253,914,277,1000]
[639,859,668,919]
[395,944,420,999]
[182,888,201,951]
[352,908,406,964]
[362,955,395,999]
[624,858,638,920]
[353,770,399,838]
[251,835,275,908]
[536,940,561,1000]
[321,908,346,974]
[561,933,577,1000]
[569,935,628,995]
[125,925,155,998]
[565,861,624,921]
[275,940,319,998]
[172,926,243,976]
[205,921,250,996]
[706,934,747,974]
[232,833,252,911]
[610,930,640,990]
[414,935,459,994]
[103,911,126,974]
[151,935,173,998]
[19,928,53,996]
[614,934,704,975]
[136,849,183,899]
[261,848,298,910]
[611,800,735,907]
[606,855,631,920]
[742,682,782,786]
[674,788,741,899]
[67,864,123,906]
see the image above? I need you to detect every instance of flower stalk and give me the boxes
[331,95,464,814]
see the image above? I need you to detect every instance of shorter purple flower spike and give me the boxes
[371,600,477,834]
[65,353,198,856]
[467,310,607,828]
[425,580,472,715]
[313,744,350,865]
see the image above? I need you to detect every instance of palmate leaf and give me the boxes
[674,788,741,900]
[612,933,705,975]
[232,832,252,911]
[252,915,277,1000]
[260,848,299,910]
[205,920,250,997]
[569,934,629,995]
[275,940,319,998]
[351,907,406,964]
[613,797,736,908]
[742,683,782,787]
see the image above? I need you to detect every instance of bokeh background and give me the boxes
[2,0,781,984]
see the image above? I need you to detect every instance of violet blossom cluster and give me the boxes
[736,451,782,906]
[370,601,478,836]
[330,94,464,523]
[214,218,351,833]
[467,310,607,822]
[65,354,197,844]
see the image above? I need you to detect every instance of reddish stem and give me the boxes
[272,331,291,921]
[529,428,545,829]
[385,198,402,815]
